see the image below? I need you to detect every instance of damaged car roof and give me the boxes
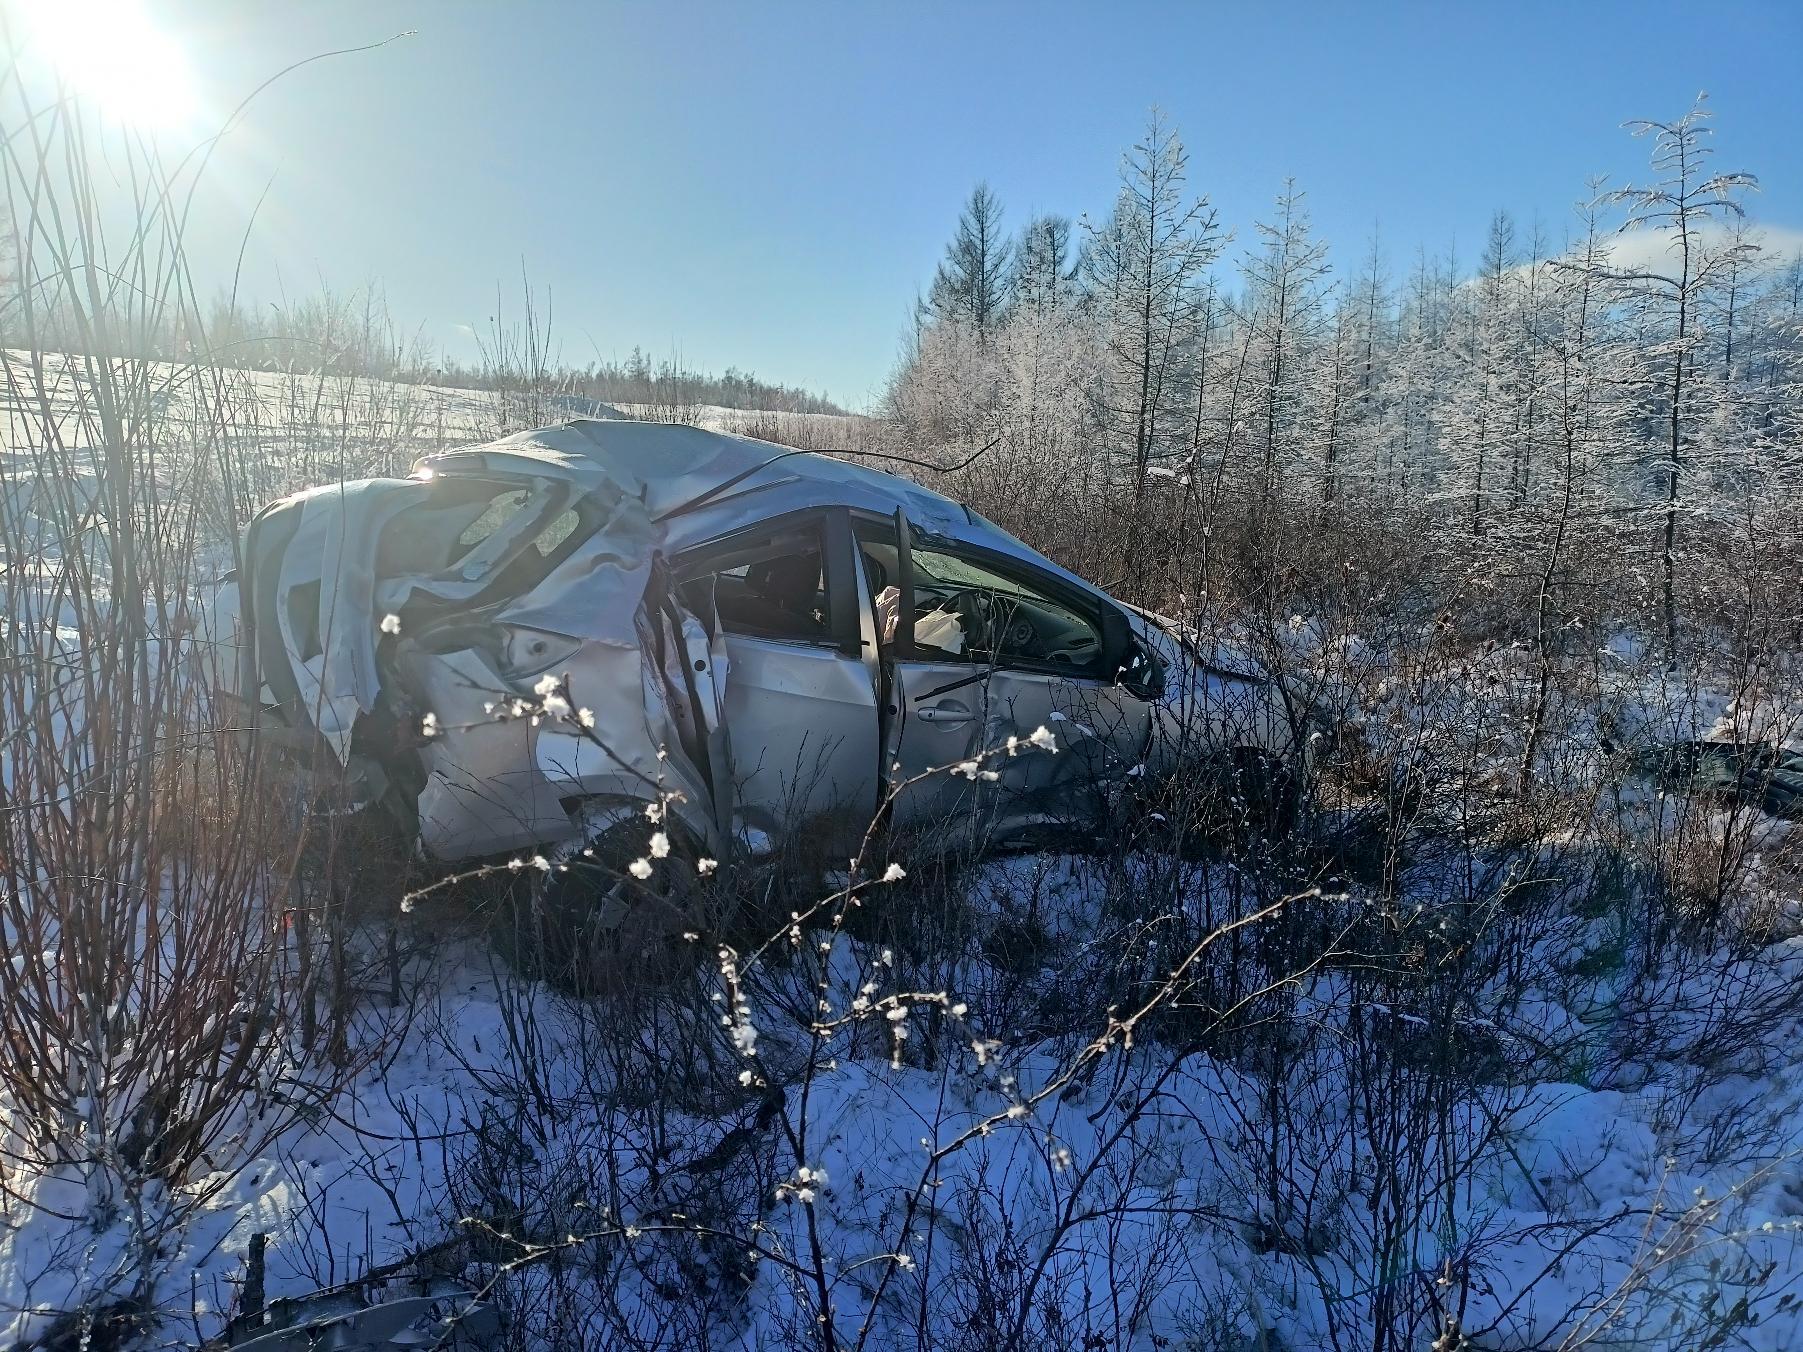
[411,419,1076,582]
[414,419,965,525]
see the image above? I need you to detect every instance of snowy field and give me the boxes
[8,791,1803,1349]
[0,350,864,492]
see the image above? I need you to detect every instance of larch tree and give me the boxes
[1082,109,1224,523]
[1333,229,1394,503]
[1012,214,1079,314]
[1236,179,1331,502]
[926,182,1015,337]
[1472,211,1517,534]
[880,97,1799,677]
[1184,274,1228,484]
[1525,185,1624,789]
[1752,252,1803,470]
[1509,218,1550,509]
[1380,247,1449,504]
[1315,286,1361,507]
[1443,209,1534,538]
[1597,95,1758,666]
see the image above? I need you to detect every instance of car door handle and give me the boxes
[915,702,974,725]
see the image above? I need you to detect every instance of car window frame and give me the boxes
[674,507,862,656]
[852,511,1122,683]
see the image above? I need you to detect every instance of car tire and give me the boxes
[506,802,700,993]
[1224,746,1302,838]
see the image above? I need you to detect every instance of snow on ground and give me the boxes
[5,835,1802,1348]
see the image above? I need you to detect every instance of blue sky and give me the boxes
[18,0,1803,409]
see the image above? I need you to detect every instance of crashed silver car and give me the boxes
[210,420,1303,867]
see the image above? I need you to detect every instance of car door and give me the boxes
[853,514,1154,840]
[675,509,881,852]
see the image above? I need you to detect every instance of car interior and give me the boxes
[678,525,834,644]
[672,518,1110,679]
[857,537,1107,676]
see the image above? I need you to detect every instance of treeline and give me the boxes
[891,100,1803,662]
[0,275,845,416]
[431,344,847,416]
[199,290,847,415]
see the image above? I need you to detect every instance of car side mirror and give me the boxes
[1099,604,1134,682]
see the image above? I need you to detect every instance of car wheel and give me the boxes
[1125,748,1301,855]
[1224,746,1301,837]
[506,802,700,993]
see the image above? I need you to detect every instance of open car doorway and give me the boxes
[675,509,880,853]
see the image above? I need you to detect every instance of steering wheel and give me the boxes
[930,587,992,651]
[940,585,984,614]
[942,588,1044,662]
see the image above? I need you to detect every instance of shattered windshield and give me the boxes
[376,477,583,590]
[913,548,1039,602]
[457,490,581,559]
[457,490,535,550]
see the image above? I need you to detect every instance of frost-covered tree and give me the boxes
[1315,286,1360,506]
[1750,252,1803,478]
[1319,230,1395,504]
[1509,219,1552,509]
[1082,108,1224,502]
[1522,186,1628,784]
[882,97,1800,671]
[886,316,1005,447]
[1441,210,1524,537]
[1184,275,1229,483]
[925,182,1014,336]
[1377,247,1455,503]
[1012,214,1078,314]
[1594,96,1759,664]
[1236,179,1331,500]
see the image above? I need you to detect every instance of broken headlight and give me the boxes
[501,626,582,678]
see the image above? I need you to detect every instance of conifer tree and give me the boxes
[1596,96,1758,664]
[926,183,1014,336]
[1082,109,1224,503]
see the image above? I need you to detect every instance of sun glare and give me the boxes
[22,0,202,132]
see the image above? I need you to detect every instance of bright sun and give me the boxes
[21,0,202,132]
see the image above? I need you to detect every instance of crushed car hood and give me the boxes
[230,438,726,852]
